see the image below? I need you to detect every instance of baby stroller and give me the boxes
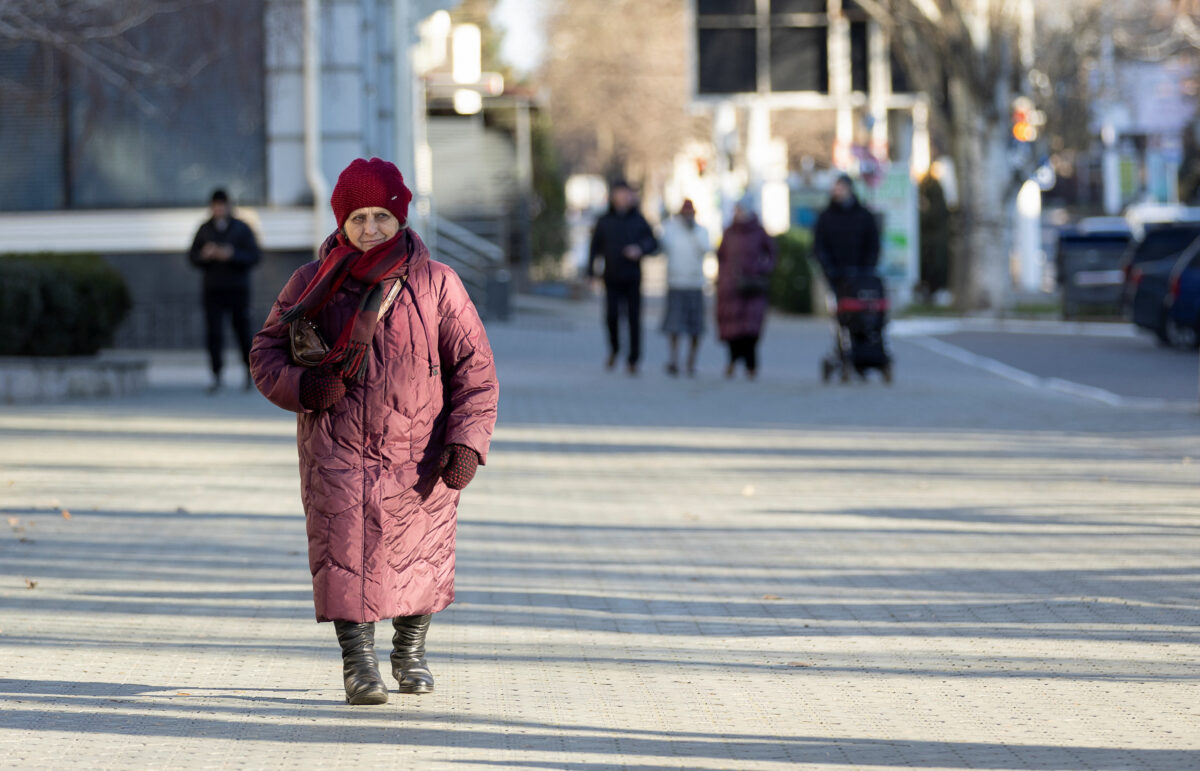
[821,272,893,384]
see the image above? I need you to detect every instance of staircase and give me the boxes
[431,215,512,321]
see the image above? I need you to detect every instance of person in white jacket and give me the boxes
[659,199,711,376]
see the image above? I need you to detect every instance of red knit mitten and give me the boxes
[438,444,480,490]
[299,366,346,411]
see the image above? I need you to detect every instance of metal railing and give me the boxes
[432,215,511,321]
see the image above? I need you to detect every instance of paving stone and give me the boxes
[0,301,1198,769]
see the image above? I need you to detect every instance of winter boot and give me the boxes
[390,614,434,694]
[333,621,389,705]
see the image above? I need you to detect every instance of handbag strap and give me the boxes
[379,277,404,319]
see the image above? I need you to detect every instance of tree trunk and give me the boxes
[948,76,1014,311]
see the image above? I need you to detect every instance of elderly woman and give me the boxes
[250,158,498,705]
[715,198,777,379]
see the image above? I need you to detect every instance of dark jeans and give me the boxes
[727,334,759,372]
[203,289,252,377]
[604,280,642,365]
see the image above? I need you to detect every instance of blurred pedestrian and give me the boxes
[588,180,658,375]
[250,158,498,706]
[813,174,880,284]
[660,199,710,376]
[716,197,777,380]
[189,189,262,393]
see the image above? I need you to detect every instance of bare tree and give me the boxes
[848,0,1042,309]
[0,0,217,111]
[1111,0,1200,60]
[541,0,706,190]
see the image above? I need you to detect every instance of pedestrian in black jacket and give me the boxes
[189,189,262,393]
[588,181,658,374]
[813,174,880,285]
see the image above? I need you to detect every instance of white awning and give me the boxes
[0,207,318,254]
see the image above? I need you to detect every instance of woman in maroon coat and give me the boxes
[250,158,498,705]
[716,199,777,379]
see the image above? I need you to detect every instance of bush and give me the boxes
[918,174,951,299]
[768,228,817,314]
[0,253,131,356]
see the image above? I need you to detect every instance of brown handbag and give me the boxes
[288,278,404,367]
[289,317,329,367]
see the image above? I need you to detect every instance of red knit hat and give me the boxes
[330,157,413,229]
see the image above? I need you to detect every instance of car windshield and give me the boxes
[1133,227,1200,264]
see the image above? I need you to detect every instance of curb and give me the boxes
[0,355,149,404]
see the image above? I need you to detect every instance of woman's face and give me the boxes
[344,207,401,251]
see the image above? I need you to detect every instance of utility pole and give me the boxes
[514,99,533,279]
[1100,4,1122,215]
[828,0,853,169]
[303,0,328,255]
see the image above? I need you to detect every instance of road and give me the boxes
[1,299,1198,770]
[930,328,1199,404]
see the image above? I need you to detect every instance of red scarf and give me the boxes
[279,229,410,382]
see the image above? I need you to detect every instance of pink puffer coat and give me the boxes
[716,216,777,341]
[250,232,498,623]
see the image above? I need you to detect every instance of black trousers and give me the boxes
[203,289,252,377]
[727,334,760,372]
[604,280,642,365]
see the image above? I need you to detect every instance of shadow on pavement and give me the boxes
[0,683,1193,769]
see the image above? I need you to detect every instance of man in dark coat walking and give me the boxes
[588,180,658,374]
[189,189,262,393]
[813,174,880,284]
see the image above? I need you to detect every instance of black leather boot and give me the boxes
[390,614,434,694]
[333,621,389,705]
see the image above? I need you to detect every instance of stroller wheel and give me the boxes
[882,363,893,384]
[821,360,833,383]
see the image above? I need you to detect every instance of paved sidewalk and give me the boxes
[2,299,1199,770]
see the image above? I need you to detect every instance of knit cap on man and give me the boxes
[330,157,413,229]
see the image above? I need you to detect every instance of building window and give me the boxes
[0,2,265,211]
[770,27,829,93]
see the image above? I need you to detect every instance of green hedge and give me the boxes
[0,253,132,356]
[768,228,817,314]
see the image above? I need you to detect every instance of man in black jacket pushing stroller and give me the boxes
[813,175,893,383]
[814,174,880,281]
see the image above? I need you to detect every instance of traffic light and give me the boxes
[1012,97,1039,143]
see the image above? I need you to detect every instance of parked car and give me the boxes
[1118,222,1200,314]
[1129,256,1179,343]
[1165,246,1200,348]
[1129,237,1200,348]
[1055,218,1131,318]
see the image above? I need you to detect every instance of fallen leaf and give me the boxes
[6,517,17,527]
[60,509,71,520]
[19,538,32,544]
[762,594,783,601]
[24,578,37,590]
[176,692,192,696]
[786,661,812,667]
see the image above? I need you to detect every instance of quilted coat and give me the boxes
[715,215,778,341]
[249,232,498,623]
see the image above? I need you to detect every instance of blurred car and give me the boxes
[1055,217,1131,318]
[1129,237,1200,348]
[1165,246,1200,348]
[1118,222,1200,314]
[1129,257,1179,343]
